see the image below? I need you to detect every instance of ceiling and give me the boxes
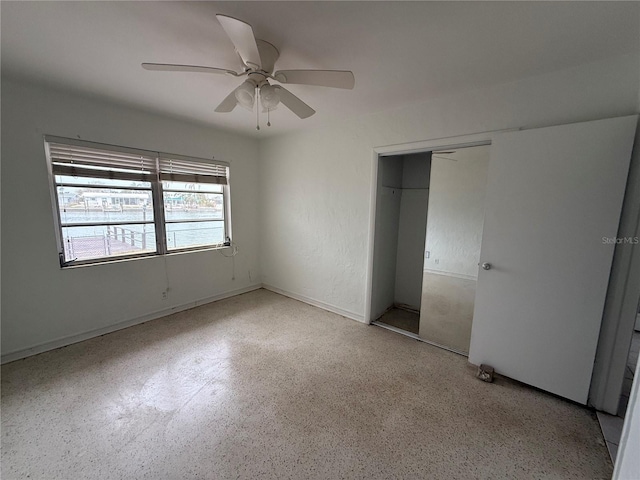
[2,1,639,137]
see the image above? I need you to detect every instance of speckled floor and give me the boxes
[1,289,611,479]
[377,307,420,334]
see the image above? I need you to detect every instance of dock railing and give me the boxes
[64,227,153,261]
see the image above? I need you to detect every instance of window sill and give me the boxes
[60,243,233,269]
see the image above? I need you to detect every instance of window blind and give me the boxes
[46,136,229,185]
[48,142,156,182]
[159,156,228,185]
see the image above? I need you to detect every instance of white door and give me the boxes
[469,116,638,404]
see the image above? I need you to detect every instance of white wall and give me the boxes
[423,146,490,279]
[1,79,261,359]
[394,154,430,309]
[4,53,638,358]
[370,157,403,319]
[258,54,640,321]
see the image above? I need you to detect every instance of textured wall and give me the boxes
[1,79,261,357]
[258,54,640,321]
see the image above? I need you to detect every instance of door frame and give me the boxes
[364,130,501,326]
[363,121,640,411]
[589,125,640,413]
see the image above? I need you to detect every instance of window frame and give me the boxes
[44,136,232,267]
[161,183,226,253]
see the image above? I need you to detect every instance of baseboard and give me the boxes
[2,283,365,364]
[262,283,365,323]
[1,283,262,364]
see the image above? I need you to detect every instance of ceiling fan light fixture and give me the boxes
[144,15,353,125]
[260,84,280,110]
[235,80,256,109]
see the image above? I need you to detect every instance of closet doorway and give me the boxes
[370,153,431,335]
[368,116,637,404]
[370,145,489,356]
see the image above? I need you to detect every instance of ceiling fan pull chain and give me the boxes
[256,87,260,131]
[267,109,271,127]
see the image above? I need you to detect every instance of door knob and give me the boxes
[482,262,492,270]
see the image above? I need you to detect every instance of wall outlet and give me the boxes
[161,290,168,300]
[435,259,439,264]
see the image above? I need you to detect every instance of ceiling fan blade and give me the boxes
[142,63,240,77]
[274,86,315,119]
[273,70,355,89]
[214,89,239,113]
[216,15,262,70]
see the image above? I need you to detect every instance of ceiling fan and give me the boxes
[142,14,355,129]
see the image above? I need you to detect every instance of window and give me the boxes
[159,157,227,251]
[45,136,230,266]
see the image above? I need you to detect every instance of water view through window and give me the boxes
[56,177,225,262]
